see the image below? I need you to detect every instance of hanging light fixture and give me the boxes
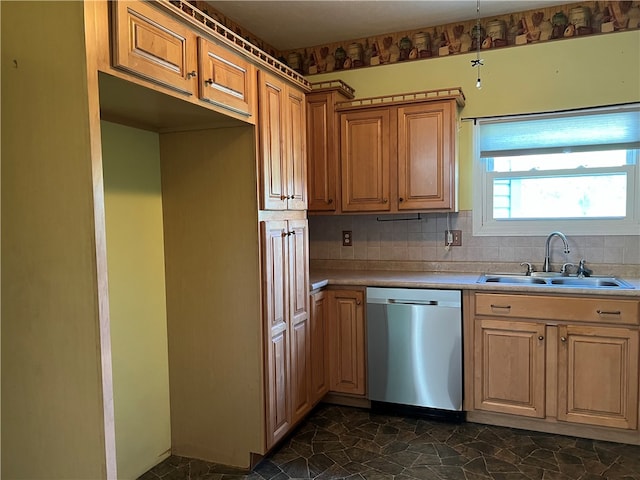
[470,0,484,89]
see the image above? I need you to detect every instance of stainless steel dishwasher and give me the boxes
[366,287,463,419]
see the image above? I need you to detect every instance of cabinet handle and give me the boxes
[290,230,296,235]
[205,78,214,86]
[490,304,511,311]
[560,336,567,342]
[597,310,621,316]
[538,335,544,341]
[399,197,404,202]
[187,70,197,79]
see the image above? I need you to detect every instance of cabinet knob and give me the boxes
[399,197,404,202]
[538,335,544,341]
[383,198,388,203]
[205,78,214,86]
[328,198,333,204]
[356,300,361,305]
[187,70,197,79]
[560,336,567,342]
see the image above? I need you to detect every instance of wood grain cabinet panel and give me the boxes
[306,86,354,212]
[474,319,546,418]
[557,324,639,430]
[197,38,255,119]
[310,290,329,403]
[340,109,390,212]
[397,102,455,210]
[259,72,307,211]
[328,289,366,395]
[261,219,309,448]
[111,1,197,95]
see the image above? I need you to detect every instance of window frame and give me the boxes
[472,105,640,236]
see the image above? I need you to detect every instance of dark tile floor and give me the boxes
[140,404,640,480]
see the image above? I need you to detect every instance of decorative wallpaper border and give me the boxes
[202,1,639,76]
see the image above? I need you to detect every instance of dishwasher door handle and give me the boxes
[388,299,439,306]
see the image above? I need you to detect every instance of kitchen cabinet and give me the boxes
[259,71,307,211]
[337,90,464,214]
[198,38,256,119]
[306,81,355,212]
[470,292,640,437]
[310,290,330,404]
[557,324,638,430]
[327,289,366,395]
[110,1,257,123]
[262,219,310,448]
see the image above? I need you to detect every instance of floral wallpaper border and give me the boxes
[201,1,639,76]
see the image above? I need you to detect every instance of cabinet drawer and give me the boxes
[475,293,640,325]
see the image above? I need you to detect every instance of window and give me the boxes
[473,104,640,236]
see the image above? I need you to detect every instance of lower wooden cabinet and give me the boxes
[310,290,330,404]
[557,324,639,430]
[327,289,366,395]
[262,219,310,448]
[474,319,546,418]
[470,292,640,436]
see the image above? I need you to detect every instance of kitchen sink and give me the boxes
[477,274,635,289]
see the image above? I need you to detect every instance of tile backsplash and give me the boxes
[308,211,640,277]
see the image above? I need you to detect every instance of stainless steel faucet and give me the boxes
[542,231,570,273]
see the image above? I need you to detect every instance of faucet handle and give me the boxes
[561,262,575,275]
[577,259,593,278]
[520,262,535,276]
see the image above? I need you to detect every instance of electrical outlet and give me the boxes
[342,230,353,247]
[445,230,462,246]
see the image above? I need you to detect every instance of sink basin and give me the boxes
[477,274,635,289]
[480,274,547,285]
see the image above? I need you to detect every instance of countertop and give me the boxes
[310,269,640,297]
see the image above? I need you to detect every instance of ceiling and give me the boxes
[206,1,569,51]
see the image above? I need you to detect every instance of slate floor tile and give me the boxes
[139,405,640,480]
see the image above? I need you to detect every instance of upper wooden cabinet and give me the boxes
[111,0,198,96]
[258,71,307,211]
[340,108,391,212]
[197,38,256,119]
[306,82,355,212]
[108,1,279,124]
[334,89,464,214]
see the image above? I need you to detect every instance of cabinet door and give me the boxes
[261,221,291,448]
[340,109,390,212]
[397,101,455,210]
[474,319,546,418]
[288,220,311,422]
[197,38,255,121]
[259,72,287,210]
[557,325,639,430]
[310,290,330,404]
[328,290,366,395]
[285,88,308,210]
[111,1,197,95]
[307,93,337,211]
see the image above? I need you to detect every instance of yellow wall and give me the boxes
[311,30,640,209]
[1,2,113,477]
[101,121,171,479]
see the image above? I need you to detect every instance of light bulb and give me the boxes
[476,78,482,89]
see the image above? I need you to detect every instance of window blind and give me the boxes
[479,104,640,157]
